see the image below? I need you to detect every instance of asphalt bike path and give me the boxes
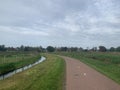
[61,56,120,90]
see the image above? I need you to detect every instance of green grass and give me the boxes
[56,52,120,84]
[0,53,65,90]
[0,52,41,75]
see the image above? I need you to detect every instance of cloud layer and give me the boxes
[0,0,120,48]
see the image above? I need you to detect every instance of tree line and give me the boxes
[47,46,120,52]
[0,45,45,52]
[0,45,120,52]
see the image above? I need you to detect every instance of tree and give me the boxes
[0,45,6,51]
[24,46,30,51]
[47,46,55,52]
[61,47,68,51]
[116,46,120,52]
[37,46,43,52]
[109,47,115,52]
[91,47,97,51]
[70,47,78,52]
[99,46,107,52]
[79,47,83,51]
[20,45,24,51]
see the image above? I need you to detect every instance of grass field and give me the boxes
[56,52,120,84]
[0,53,65,90]
[0,52,41,75]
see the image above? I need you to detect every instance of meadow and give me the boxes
[56,51,120,84]
[0,52,41,75]
[0,53,65,90]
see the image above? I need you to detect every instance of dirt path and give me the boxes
[61,56,120,90]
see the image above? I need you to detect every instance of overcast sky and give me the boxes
[0,0,120,48]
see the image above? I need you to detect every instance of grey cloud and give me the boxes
[0,0,120,48]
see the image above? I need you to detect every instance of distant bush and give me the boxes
[47,46,55,52]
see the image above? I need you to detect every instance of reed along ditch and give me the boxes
[0,56,46,80]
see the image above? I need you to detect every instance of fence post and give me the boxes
[4,55,5,63]
[16,55,17,62]
[3,75,4,80]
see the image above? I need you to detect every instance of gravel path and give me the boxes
[61,56,120,90]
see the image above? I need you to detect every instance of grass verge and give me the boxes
[0,53,65,90]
